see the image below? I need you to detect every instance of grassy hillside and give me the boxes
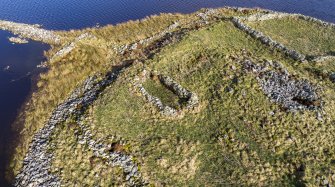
[11,8,335,186]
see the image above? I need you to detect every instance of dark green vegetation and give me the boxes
[11,8,335,186]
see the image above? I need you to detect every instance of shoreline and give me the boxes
[0,20,61,44]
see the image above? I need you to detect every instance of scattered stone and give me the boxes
[0,20,61,44]
[8,36,28,44]
[242,60,321,111]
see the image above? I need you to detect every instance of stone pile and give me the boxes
[330,73,335,83]
[242,60,321,111]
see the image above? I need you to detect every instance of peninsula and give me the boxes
[2,7,335,186]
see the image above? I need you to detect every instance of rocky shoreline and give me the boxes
[8,37,28,44]
[0,20,61,44]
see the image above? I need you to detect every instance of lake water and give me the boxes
[1,0,335,186]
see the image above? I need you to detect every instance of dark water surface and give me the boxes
[1,0,335,186]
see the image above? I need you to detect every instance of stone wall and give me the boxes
[231,17,306,62]
[134,70,199,117]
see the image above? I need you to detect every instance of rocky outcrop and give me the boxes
[242,60,321,111]
[0,20,61,44]
[231,17,306,62]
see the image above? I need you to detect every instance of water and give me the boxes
[0,30,49,186]
[0,0,335,186]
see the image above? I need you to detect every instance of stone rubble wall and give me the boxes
[158,74,199,109]
[310,55,335,63]
[50,33,95,62]
[235,11,335,62]
[239,11,335,29]
[231,17,306,62]
[76,115,145,186]
[115,22,180,55]
[0,20,61,44]
[134,70,199,116]
[14,72,124,187]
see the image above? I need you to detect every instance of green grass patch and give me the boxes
[247,16,335,56]
[142,77,182,109]
[90,20,335,186]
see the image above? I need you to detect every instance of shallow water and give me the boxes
[0,0,335,186]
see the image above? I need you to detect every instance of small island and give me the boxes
[2,7,335,186]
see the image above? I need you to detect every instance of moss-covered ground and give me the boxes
[10,8,335,186]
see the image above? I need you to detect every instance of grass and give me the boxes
[49,120,126,186]
[9,12,184,176]
[143,77,182,109]
[88,21,335,185]
[247,16,335,56]
[9,7,335,186]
